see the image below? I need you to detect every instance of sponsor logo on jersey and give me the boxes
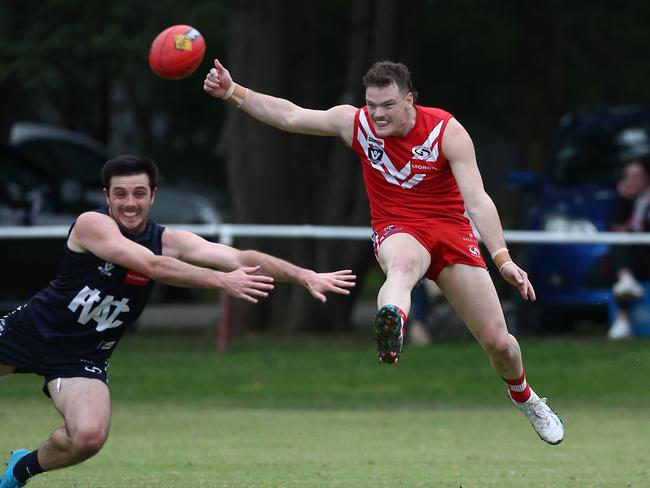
[97,340,116,350]
[371,225,405,258]
[98,262,115,277]
[468,245,481,257]
[410,162,438,172]
[379,224,402,239]
[124,270,150,286]
[411,145,433,159]
[462,232,477,243]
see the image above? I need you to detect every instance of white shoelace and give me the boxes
[528,397,549,418]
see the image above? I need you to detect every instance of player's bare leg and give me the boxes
[1,377,111,486]
[374,233,431,364]
[40,377,112,470]
[437,264,522,376]
[436,264,564,444]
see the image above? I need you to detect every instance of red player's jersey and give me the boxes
[351,105,468,228]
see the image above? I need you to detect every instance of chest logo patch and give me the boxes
[411,145,433,159]
[97,262,115,277]
[68,285,131,332]
[367,145,384,162]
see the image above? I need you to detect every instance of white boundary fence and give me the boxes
[2,223,650,245]
[2,224,649,353]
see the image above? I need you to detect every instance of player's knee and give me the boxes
[387,255,422,280]
[482,332,514,359]
[71,423,109,458]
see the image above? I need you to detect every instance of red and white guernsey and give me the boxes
[351,105,468,228]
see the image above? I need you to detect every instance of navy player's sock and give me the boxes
[13,450,44,483]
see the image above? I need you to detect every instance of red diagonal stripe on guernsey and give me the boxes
[125,270,150,286]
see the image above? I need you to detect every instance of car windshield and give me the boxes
[551,122,650,186]
[18,139,104,185]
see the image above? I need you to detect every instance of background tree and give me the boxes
[219,0,374,334]
[2,0,650,333]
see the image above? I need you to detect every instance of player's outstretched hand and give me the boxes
[500,262,536,301]
[221,266,274,303]
[203,59,233,99]
[304,269,356,303]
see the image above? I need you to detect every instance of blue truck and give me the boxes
[510,106,650,334]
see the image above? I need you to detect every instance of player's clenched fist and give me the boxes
[203,59,234,99]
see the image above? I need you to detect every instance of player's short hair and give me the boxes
[102,155,158,191]
[363,61,418,101]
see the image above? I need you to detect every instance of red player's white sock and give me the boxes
[504,369,531,403]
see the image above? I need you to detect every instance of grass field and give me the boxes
[2,333,650,487]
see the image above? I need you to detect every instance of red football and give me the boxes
[148,25,206,80]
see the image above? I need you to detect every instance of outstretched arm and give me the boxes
[163,229,356,303]
[69,212,274,303]
[203,59,357,146]
[442,118,536,301]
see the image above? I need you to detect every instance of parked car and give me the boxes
[0,144,80,305]
[510,106,650,332]
[0,144,65,225]
[0,123,222,309]
[9,122,222,225]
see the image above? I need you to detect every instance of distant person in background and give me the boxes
[408,281,433,345]
[408,280,445,345]
[0,155,356,487]
[607,156,650,339]
[204,59,564,445]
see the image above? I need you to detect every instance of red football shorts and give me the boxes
[371,220,487,280]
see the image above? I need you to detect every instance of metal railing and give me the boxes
[2,223,650,245]
[2,223,649,352]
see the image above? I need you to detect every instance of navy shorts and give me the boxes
[0,314,109,397]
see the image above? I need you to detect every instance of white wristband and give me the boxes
[223,82,236,100]
[224,83,248,108]
[499,261,515,273]
[490,247,509,259]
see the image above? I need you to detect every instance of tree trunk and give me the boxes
[220,0,421,335]
[516,3,567,171]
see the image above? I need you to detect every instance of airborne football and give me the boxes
[148,24,206,80]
